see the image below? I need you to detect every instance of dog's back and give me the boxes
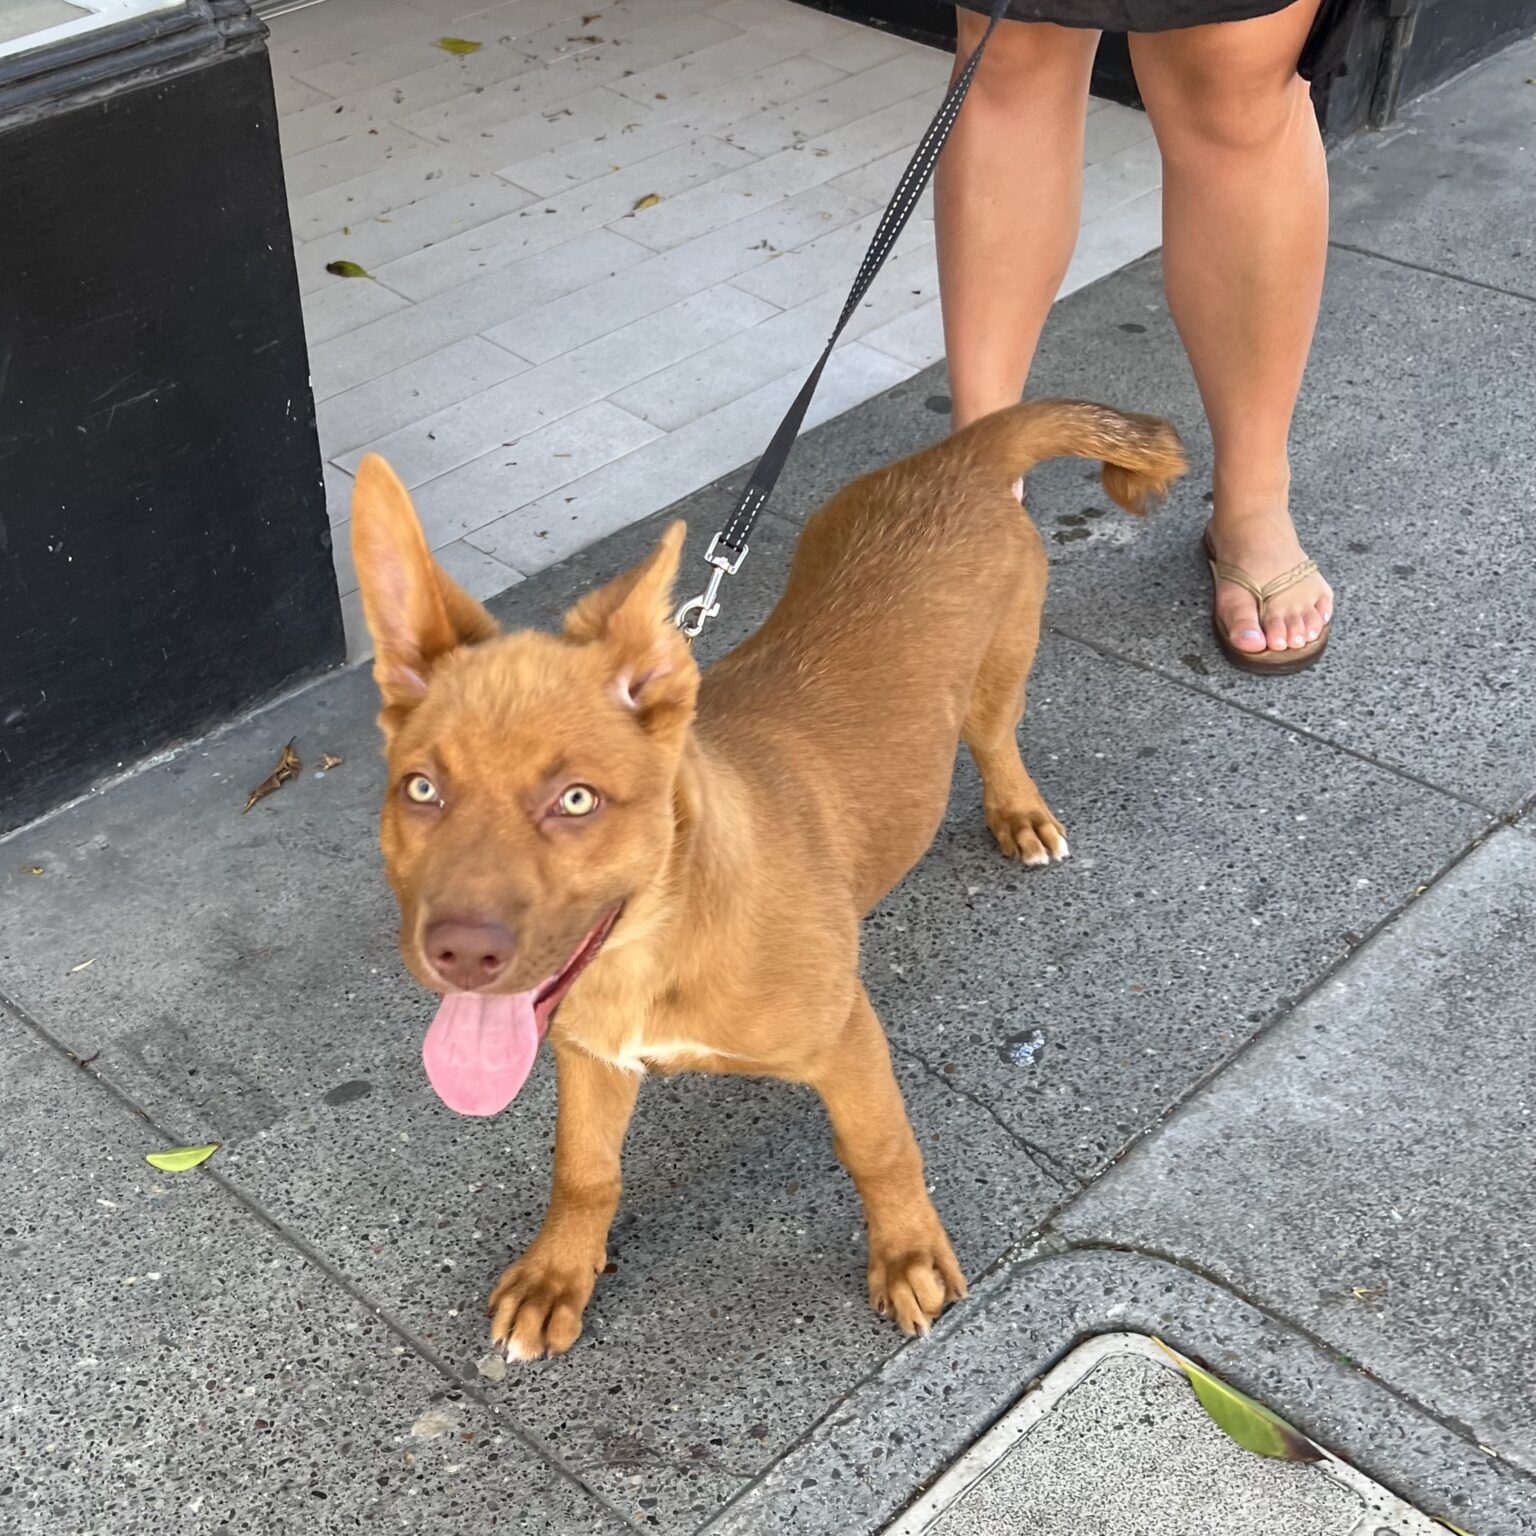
[697,400,1186,908]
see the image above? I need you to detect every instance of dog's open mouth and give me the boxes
[421,906,622,1118]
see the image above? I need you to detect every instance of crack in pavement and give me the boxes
[892,1038,1082,1192]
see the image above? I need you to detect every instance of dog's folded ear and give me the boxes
[351,455,498,718]
[564,521,698,736]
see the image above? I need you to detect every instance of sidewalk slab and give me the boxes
[705,1250,1534,1536]
[1053,829,1536,1476]
[0,485,1486,1527]
[756,240,1536,814]
[1329,40,1536,298]
[0,1015,625,1536]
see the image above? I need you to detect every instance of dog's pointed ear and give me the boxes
[563,522,697,733]
[351,455,497,716]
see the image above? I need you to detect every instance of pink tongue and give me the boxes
[422,991,541,1117]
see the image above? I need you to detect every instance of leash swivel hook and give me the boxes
[674,534,747,639]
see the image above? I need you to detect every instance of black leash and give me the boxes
[674,0,1012,637]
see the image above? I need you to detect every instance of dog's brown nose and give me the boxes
[424,919,516,992]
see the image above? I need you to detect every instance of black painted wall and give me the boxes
[0,8,341,833]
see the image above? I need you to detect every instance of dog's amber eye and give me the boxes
[403,774,439,805]
[556,784,599,817]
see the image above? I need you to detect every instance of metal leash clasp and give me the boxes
[674,534,747,639]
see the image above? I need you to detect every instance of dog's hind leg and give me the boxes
[961,534,1069,867]
[807,987,967,1335]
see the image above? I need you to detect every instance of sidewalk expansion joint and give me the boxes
[1056,1239,1527,1480]
[1328,239,1536,305]
[1030,818,1499,1230]
[1045,621,1501,818]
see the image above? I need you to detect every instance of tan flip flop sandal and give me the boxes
[1203,527,1330,675]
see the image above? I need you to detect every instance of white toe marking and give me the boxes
[503,1336,539,1363]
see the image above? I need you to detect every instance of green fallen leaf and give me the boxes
[325,259,374,280]
[435,36,482,53]
[145,1143,220,1173]
[1154,1339,1321,1461]
[631,192,661,211]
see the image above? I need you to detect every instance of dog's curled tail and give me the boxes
[958,399,1187,516]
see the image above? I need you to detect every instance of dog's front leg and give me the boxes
[489,1043,639,1360]
[809,987,967,1335]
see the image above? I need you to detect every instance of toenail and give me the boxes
[1239,628,1262,643]
[1307,628,1318,641]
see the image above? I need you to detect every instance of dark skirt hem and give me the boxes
[951,0,1298,33]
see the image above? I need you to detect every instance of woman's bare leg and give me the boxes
[937,15,1100,432]
[1131,1,1333,654]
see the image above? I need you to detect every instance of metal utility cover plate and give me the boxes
[884,1334,1445,1536]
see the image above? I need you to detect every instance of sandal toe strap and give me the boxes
[1207,552,1320,616]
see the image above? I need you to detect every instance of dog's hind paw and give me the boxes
[986,805,1069,867]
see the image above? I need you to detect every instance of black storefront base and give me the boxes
[0,1,342,834]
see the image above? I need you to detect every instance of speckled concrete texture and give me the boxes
[1052,830,1536,1475]
[704,1250,1533,1536]
[862,630,1487,1180]
[767,246,1536,814]
[0,1016,625,1536]
[1329,40,1536,300]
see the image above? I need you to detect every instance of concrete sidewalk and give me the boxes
[3,37,1533,1536]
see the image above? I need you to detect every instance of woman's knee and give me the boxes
[1133,20,1316,157]
[954,13,1099,106]
[1160,71,1309,157]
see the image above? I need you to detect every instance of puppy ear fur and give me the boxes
[563,522,697,734]
[350,454,497,721]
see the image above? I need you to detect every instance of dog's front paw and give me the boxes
[986,802,1069,867]
[488,1243,602,1360]
[867,1227,967,1336]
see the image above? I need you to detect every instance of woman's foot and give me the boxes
[1206,504,1333,655]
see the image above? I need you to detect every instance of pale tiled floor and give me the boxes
[267,0,1163,657]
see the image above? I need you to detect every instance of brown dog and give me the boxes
[351,399,1184,1359]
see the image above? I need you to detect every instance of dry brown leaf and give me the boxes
[632,192,661,211]
[25,865,44,875]
[243,739,302,813]
[318,753,343,772]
